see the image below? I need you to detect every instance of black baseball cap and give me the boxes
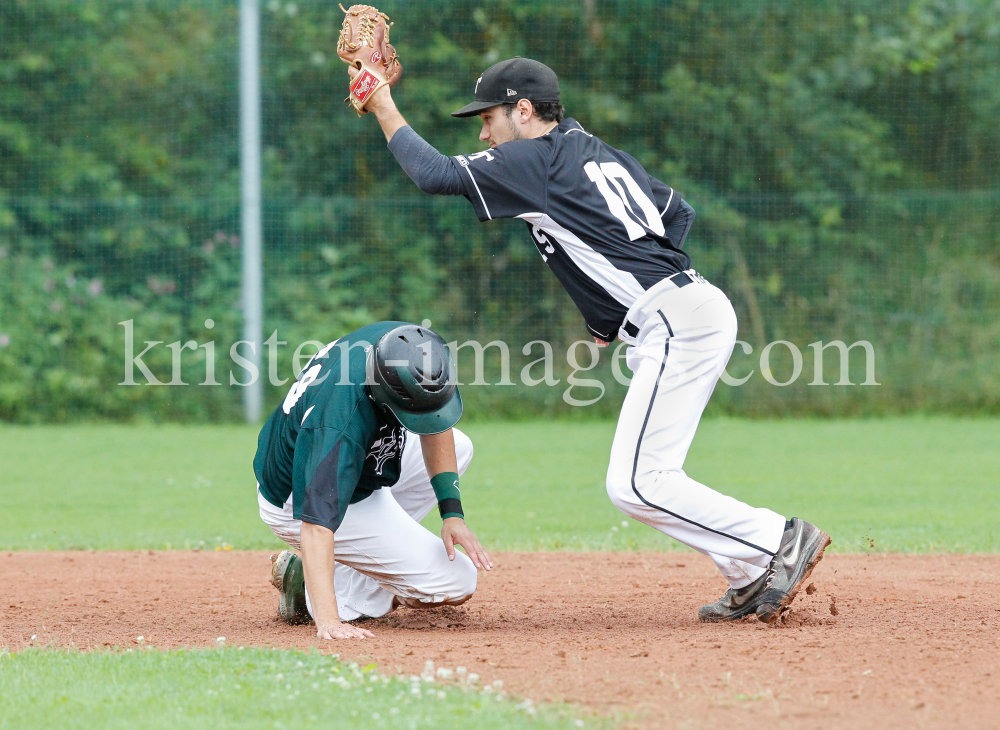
[451,57,560,118]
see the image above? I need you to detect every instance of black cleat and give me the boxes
[270,550,311,625]
[698,518,831,624]
[698,569,771,623]
[754,518,831,624]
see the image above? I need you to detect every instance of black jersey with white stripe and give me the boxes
[450,118,692,341]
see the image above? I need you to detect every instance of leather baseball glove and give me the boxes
[337,4,402,115]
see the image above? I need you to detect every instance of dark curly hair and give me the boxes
[502,100,565,124]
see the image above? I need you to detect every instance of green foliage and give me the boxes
[0,647,599,730]
[0,247,250,422]
[1,419,997,553]
[1,0,999,420]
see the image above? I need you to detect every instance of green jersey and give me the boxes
[254,321,410,532]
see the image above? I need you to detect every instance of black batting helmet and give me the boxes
[367,324,462,435]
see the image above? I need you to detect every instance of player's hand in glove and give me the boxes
[441,517,493,571]
[337,3,402,115]
[316,620,375,640]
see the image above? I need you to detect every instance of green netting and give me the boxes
[1,0,998,422]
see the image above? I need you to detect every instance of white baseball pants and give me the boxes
[607,273,787,589]
[258,428,477,621]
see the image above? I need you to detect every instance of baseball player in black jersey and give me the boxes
[350,58,829,623]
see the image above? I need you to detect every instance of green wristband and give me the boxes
[430,472,463,519]
[430,472,461,501]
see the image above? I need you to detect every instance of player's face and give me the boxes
[478,106,523,148]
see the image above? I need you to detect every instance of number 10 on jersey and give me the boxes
[585,161,665,240]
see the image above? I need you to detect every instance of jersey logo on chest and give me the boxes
[366,426,406,475]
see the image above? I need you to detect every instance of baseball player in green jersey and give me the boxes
[256,321,492,640]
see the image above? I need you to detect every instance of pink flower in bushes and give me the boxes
[147,277,177,295]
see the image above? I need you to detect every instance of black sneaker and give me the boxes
[270,550,311,625]
[754,518,831,624]
[698,518,831,624]
[698,569,771,622]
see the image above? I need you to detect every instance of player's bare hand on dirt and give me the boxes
[316,620,374,640]
[442,517,492,571]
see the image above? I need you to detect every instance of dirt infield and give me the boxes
[3,551,998,729]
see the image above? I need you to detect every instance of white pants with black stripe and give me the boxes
[607,274,787,589]
[258,429,477,621]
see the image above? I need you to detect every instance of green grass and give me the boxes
[0,647,597,730]
[466,418,1000,553]
[0,418,996,553]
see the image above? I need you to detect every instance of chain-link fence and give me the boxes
[2,0,999,422]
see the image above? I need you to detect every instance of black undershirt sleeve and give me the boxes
[387,125,465,196]
[663,199,696,248]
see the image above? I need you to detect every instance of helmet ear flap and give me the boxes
[397,365,421,391]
